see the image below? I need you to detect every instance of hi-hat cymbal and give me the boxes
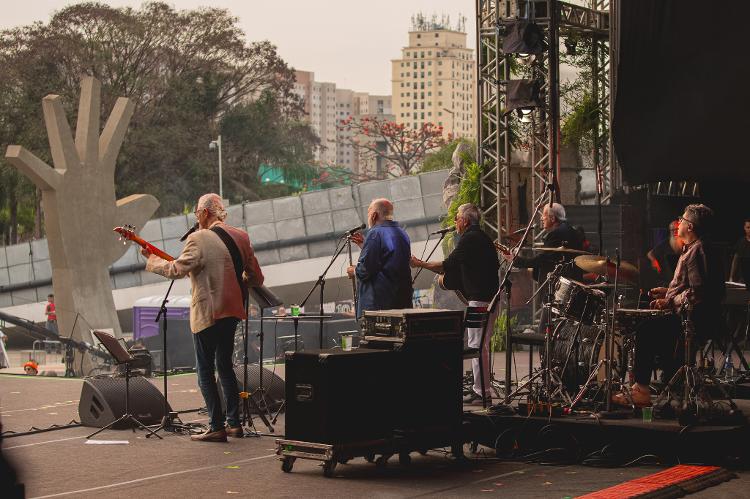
[574,255,639,284]
[532,246,592,255]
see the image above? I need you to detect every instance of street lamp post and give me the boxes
[442,107,455,136]
[209,135,223,199]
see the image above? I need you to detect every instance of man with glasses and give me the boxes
[143,193,264,442]
[613,204,725,407]
[410,203,500,404]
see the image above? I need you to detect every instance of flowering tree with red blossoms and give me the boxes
[337,116,448,177]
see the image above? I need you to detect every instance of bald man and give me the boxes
[347,198,413,318]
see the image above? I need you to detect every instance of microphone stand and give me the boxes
[411,231,448,286]
[300,236,350,348]
[347,235,358,317]
[148,279,191,436]
[489,184,553,405]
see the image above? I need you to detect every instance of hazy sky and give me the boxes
[1,0,476,95]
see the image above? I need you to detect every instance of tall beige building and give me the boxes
[391,21,476,139]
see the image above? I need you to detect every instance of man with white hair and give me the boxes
[504,202,584,283]
[347,198,413,318]
[411,203,500,404]
[143,193,264,442]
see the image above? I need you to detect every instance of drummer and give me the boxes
[502,202,585,283]
[613,204,725,408]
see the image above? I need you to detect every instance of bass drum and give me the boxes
[543,319,620,396]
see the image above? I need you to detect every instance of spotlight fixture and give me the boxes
[505,79,543,115]
[564,38,577,56]
[502,20,547,55]
[518,109,533,123]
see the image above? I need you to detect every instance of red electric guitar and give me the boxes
[114,225,175,261]
[113,225,283,307]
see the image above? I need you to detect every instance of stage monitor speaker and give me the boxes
[143,319,196,371]
[78,376,169,428]
[218,363,286,413]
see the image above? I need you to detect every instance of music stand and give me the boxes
[87,330,162,440]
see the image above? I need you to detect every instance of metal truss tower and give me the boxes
[476,0,616,244]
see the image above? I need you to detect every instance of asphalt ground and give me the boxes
[2,369,750,498]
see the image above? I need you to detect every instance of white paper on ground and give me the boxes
[85,440,129,445]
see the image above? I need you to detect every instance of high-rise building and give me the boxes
[391,15,476,139]
[295,70,393,178]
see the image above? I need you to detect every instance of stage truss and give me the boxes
[476,0,619,244]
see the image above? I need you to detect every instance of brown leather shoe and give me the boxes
[191,428,228,442]
[612,385,651,408]
[226,426,244,438]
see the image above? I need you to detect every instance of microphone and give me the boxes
[430,225,456,235]
[180,222,199,242]
[343,223,366,236]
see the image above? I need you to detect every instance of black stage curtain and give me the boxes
[613,0,750,185]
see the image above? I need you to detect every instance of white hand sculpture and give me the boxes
[5,76,158,374]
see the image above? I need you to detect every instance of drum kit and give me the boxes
[505,245,664,412]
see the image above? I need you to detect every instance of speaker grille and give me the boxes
[78,376,169,428]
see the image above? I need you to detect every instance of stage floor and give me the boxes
[2,369,750,498]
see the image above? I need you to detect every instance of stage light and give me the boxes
[502,20,547,55]
[564,38,577,56]
[518,109,533,123]
[505,79,543,116]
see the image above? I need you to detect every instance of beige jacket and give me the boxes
[146,221,264,333]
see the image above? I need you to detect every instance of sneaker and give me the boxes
[190,428,228,442]
[226,426,244,438]
[463,392,486,405]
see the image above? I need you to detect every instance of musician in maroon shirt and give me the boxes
[613,204,725,407]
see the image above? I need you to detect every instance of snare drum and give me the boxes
[551,277,606,325]
[614,308,673,335]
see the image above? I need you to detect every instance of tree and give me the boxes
[337,116,447,177]
[421,138,476,173]
[0,1,314,223]
[218,89,320,201]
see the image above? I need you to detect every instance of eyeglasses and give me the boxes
[678,216,695,225]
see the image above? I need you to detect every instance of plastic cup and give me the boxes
[290,304,300,317]
[341,334,353,351]
[642,406,653,423]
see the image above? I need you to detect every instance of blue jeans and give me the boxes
[193,318,240,431]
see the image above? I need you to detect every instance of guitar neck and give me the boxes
[134,237,174,261]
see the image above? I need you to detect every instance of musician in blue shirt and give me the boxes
[347,198,413,318]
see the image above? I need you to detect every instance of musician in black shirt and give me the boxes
[411,203,500,404]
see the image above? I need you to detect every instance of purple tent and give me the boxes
[132,295,191,340]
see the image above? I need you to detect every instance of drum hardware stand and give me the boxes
[501,264,574,408]
[570,251,627,414]
[653,303,740,424]
[489,184,553,406]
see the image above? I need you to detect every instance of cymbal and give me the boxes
[532,246,592,255]
[574,255,639,284]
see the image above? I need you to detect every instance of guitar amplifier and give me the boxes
[361,308,463,344]
[284,349,397,444]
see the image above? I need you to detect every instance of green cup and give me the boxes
[642,406,653,423]
[290,304,300,316]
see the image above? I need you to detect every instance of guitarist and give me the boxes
[142,193,264,442]
[411,203,500,404]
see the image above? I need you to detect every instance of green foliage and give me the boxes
[561,92,598,149]
[421,138,476,173]
[443,159,482,248]
[491,311,517,353]
[0,1,318,242]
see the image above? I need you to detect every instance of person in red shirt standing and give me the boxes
[44,294,58,354]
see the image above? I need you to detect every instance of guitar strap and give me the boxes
[210,226,248,305]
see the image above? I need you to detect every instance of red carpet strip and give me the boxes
[576,464,736,499]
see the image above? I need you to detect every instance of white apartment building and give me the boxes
[295,70,393,177]
[391,25,476,139]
